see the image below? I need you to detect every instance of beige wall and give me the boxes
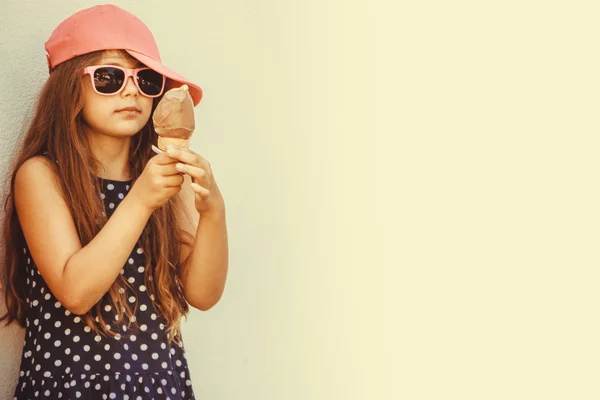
[4,1,599,400]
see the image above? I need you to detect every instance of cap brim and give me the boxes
[125,50,203,107]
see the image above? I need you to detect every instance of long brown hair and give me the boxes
[0,50,193,343]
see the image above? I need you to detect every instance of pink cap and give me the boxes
[44,4,203,106]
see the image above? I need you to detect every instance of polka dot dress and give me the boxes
[13,177,196,399]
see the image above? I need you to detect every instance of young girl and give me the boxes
[1,4,228,399]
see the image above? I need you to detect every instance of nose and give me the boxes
[121,76,139,97]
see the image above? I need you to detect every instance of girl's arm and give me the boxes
[176,174,228,311]
[14,156,154,315]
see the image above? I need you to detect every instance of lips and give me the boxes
[115,106,141,113]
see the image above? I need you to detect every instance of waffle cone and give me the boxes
[157,136,190,151]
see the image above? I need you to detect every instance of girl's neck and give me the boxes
[89,134,132,181]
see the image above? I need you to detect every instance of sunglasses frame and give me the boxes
[82,64,166,98]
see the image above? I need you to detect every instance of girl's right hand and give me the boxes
[129,152,184,212]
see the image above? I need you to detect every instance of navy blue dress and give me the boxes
[13,177,196,399]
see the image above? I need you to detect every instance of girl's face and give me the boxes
[81,50,154,139]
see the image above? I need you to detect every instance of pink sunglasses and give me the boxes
[82,65,166,98]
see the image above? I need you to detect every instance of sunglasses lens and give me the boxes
[137,69,164,96]
[92,67,125,94]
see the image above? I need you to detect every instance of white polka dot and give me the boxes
[118,193,124,199]
[84,326,91,333]
[107,184,114,190]
[128,296,136,303]
[140,324,147,331]
[139,285,146,292]
[137,266,145,273]
[84,364,90,371]
[73,335,80,342]
[142,363,148,370]
[161,362,168,369]
[44,352,51,359]
[104,343,110,351]
[140,344,148,351]
[83,345,90,352]
[114,353,121,360]
[65,329,71,335]
[186,379,192,386]
[73,316,81,323]
[132,354,138,361]
[140,304,147,311]
[65,348,71,355]
[95,383,101,390]
[32,300,38,307]
[128,277,135,284]
[64,310,71,316]
[44,294,51,300]
[105,363,111,370]
[94,354,101,361]
[152,353,159,360]
[151,313,157,320]
[44,332,51,340]
[104,305,111,312]
[55,359,62,367]
[136,248,143,254]
[100,193,106,199]
[54,321,61,328]
[119,269,125,275]
[54,340,61,347]
[151,333,158,340]
[109,202,115,209]
[128,258,134,264]
[94,335,102,342]
[176,359,182,366]
[73,355,80,362]
[124,362,130,370]
[130,335,137,342]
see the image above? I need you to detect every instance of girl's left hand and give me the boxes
[165,146,225,216]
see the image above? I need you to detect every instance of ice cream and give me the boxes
[152,84,195,151]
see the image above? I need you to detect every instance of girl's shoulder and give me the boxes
[15,154,61,191]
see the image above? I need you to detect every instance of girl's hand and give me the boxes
[165,146,225,216]
[130,152,184,212]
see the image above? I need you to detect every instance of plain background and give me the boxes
[1,0,599,399]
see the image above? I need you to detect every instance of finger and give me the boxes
[175,163,207,182]
[163,174,185,188]
[190,182,210,196]
[158,163,183,177]
[152,151,179,165]
[165,146,205,168]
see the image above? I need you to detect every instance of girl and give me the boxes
[1,4,228,399]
